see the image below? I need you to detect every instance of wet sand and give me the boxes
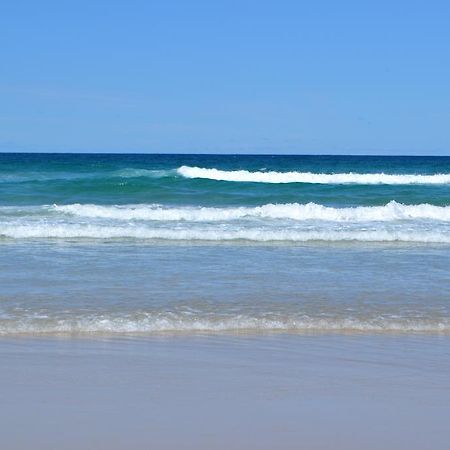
[1,334,449,450]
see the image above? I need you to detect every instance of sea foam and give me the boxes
[1,313,448,336]
[177,166,450,184]
[2,224,450,243]
[53,201,450,222]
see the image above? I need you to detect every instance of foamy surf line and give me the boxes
[1,315,449,336]
[52,201,450,222]
[177,166,450,185]
[2,224,450,243]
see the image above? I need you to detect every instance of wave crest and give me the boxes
[177,166,450,185]
[53,201,450,222]
[2,224,450,243]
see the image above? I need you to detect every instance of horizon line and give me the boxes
[1,150,449,157]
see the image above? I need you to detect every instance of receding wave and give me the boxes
[53,201,450,222]
[177,166,450,185]
[2,224,450,243]
[1,313,449,336]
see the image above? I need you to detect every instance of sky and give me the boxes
[1,0,449,154]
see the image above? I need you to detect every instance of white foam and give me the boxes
[1,313,449,336]
[53,201,450,222]
[2,223,450,243]
[177,166,450,185]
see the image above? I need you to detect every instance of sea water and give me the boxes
[1,153,449,336]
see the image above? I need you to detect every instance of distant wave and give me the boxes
[177,166,450,185]
[4,166,450,185]
[2,224,450,243]
[1,312,448,336]
[0,171,98,183]
[0,168,174,183]
[53,201,450,222]
[112,168,175,178]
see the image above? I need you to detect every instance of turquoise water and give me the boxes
[2,154,450,208]
[0,153,449,335]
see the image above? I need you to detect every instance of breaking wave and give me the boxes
[177,166,450,185]
[2,224,450,243]
[53,201,450,222]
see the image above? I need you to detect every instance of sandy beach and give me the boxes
[1,334,449,450]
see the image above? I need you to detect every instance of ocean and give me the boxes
[1,153,449,336]
[2,153,450,449]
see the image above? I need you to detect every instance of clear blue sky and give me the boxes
[1,0,449,154]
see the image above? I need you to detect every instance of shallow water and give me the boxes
[1,241,449,336]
